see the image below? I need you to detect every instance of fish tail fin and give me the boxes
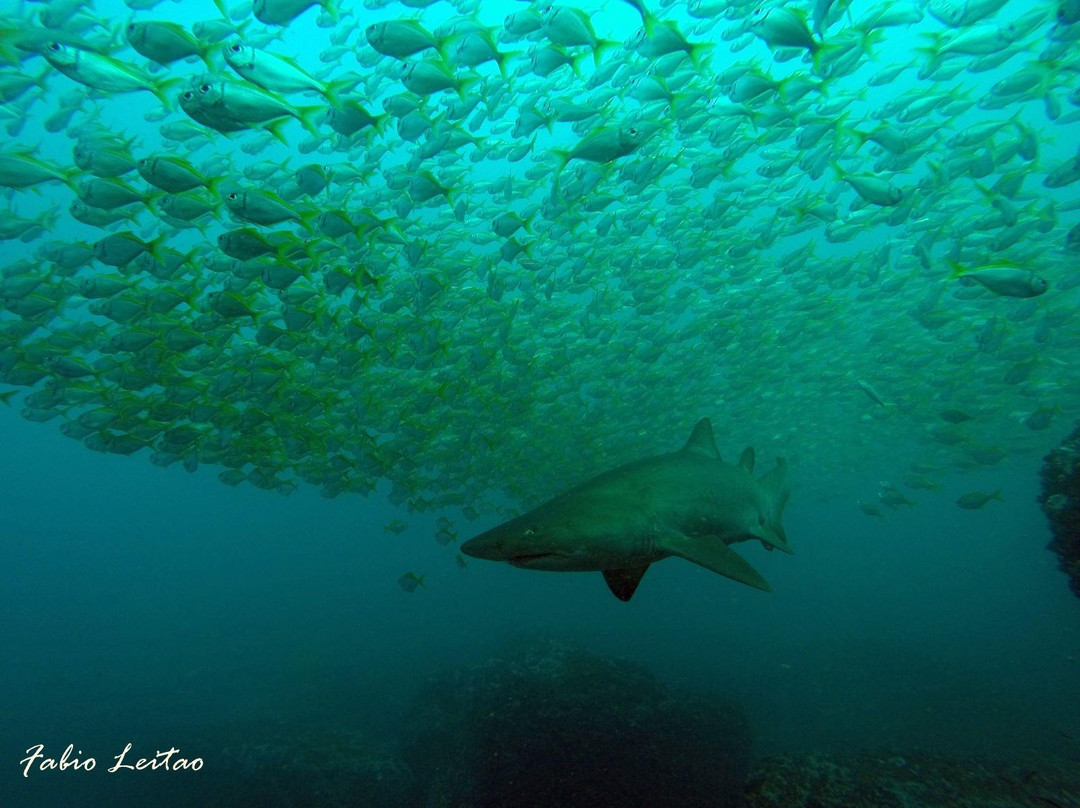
[594,39,618,66]
[550,149,571,196]
[318,0,342,24]
[568,51,589,80]
[496,49,522,81]
[682,39,712,71]
[322,78,354,111]
[0,390,17,406]
[758,457,792,553]
[152,77,186,111]
[913,42,943,76]
[298,210,320,235]
[992,489,1005,503]
[619,0,651,27]
[266,117,291,145]
[947,259,967,280]
[296,105,325,137]
[456,75,482,100]
[148,232,170,263]
[372,112,391,138]
[658,529,771,592]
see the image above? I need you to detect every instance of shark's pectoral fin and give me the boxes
[658,530,772,592]
[602,565,650,602]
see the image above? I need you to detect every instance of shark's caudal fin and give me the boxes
[602,565,650,601]
[657,528,771,592]
[758,457,793,554]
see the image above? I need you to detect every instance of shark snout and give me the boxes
[460,532,507,561]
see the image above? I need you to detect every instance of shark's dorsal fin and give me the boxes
[683,418,721,460]
[738,447,755,473]
[602,565,649,601]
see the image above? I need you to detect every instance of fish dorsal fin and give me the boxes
[602,565,650,601]
[738,447,755,473]
[683,418,721,460]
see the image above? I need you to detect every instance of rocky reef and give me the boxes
[1039,421,1080,600]
[399,635,752,808]
[745,750,1080,808]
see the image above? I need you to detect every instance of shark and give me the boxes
[460,418,792,601]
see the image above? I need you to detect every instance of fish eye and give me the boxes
[128,23,137,31]
[182,91,194,100]
[48,42,62,52]
[229,43,243,52]
[227,193,238,200]
[199,83,212,92]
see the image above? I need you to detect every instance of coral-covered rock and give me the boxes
[213,728,418,807]
[1039,422,1080,600]
[744,751,1080,808]
[400,636,752,807]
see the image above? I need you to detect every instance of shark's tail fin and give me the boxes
[758,457,793,554]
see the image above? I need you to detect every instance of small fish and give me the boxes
[397,571,425,592]
[366,20,441,60]
[842,174,904,206]
[857,379,888,407]
[878,483,916,509]
[903,474,943,492]
[949,262,1049,298]
[749,6,820,54]
[253,0,340,26]
[385,519,409,535]
[1024,406,1057,431]
[956,490,1004,510]
[940,409,975,423]
[858,500,884,518]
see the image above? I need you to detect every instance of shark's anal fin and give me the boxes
[658,529,772,592]
[602,566,650,601]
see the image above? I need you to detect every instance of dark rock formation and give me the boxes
[1039,422,1080,600]
[211,728,418,808]
[745,751,1080,808]
[400,636,752,808]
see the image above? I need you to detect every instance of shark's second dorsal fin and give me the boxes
[738,447,755,473]
[683,418,721,460]
[602,565,649,601]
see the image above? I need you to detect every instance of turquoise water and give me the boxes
[2,0,1079,804]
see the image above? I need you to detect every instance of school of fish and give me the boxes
[1,0,1078,531]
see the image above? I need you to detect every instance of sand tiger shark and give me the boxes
[460,418,792,601]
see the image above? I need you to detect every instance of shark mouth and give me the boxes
[509,552,560,567]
